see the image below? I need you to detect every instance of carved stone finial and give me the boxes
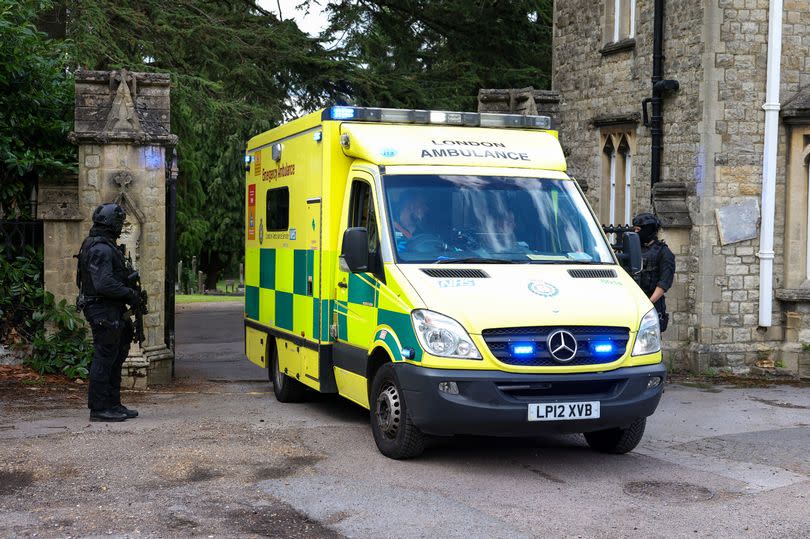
[104,73,142,134]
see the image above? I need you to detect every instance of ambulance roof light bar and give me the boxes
[322,106,552,130]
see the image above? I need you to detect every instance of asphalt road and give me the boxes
[1,301,809,538]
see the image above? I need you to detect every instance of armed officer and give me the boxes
[632,212,675,332]
[76,203,140,422]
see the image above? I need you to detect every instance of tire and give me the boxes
[269,343,307,403]
[584,417,646,454]
[369,363,425,459]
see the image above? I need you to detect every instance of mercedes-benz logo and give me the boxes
[547,330,578,362]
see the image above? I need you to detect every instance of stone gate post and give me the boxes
[55,68,178,387]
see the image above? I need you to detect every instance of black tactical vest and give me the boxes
[638,240,665,296]
[76,236,128,299]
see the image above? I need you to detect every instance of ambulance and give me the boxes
[243,106,665,459]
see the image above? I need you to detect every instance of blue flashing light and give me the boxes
[511,343,535,357]
[592,342,614,354]
[330,106,357,120]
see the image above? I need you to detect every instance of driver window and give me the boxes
[347,179,381,271]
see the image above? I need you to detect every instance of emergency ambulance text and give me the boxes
[262,163,296,182]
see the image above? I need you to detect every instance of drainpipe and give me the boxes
[642,0,679,194]
[758,0,783,327]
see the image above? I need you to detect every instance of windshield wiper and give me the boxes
[436,257,516,264]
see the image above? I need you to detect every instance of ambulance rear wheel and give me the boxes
[370,363,425,459]
[270,344,306,402]
[584,417,646,454]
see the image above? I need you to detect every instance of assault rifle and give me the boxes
[601,224,643,277]
[120,246,148,347]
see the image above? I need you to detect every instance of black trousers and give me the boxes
[85,305,133,411]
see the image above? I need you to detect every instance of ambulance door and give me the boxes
[333,173,382,403]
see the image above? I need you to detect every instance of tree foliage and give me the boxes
[65,0,349,284]
[5,0,553,285]
[322,0,553,111]
[0,0,75,219]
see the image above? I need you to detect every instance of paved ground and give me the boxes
[1,301,810,538]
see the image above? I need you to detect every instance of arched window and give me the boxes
[605,0,636,43]
[600,131,635,226]
[783,129,810,288]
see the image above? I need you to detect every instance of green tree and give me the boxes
[0,0,75,219]
[65,0,348,286]
[322,0,553,111]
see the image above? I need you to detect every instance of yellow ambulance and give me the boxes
[243,106,665,459]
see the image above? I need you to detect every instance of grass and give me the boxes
[176,294,242,304]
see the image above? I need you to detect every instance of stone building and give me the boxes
[546,0,810,375]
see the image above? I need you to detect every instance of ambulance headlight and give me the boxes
[632,308,661,356]
[411,310,482,359]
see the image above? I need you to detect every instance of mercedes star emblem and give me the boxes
[547,330,578,362]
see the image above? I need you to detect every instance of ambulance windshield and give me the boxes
[383,174,613,264]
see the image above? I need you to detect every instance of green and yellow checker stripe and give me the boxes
[245,247,326,341]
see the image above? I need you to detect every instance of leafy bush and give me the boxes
[0,247,44,342]
[29,295,93,379]
[0,247,92,379]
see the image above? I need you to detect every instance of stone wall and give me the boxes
[553,0,704,367]
[41,69,177,387]
[553,1,808,374]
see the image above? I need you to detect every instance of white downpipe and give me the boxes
[758,0,783,327]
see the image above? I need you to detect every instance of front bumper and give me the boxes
[395,362,666,436]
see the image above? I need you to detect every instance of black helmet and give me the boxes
[632,212,661,229]
[92,203,126,236]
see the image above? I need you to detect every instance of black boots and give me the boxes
[89,405,138,422]
[112,404,138,418]
[89,408,127,422]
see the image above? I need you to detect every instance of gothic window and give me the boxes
[600,131,635,226]
[605,0,636,43]
[784,129,810,288]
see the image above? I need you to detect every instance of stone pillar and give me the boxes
[49,68,179,387]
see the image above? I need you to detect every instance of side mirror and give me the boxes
[341,227,369,273]
[621,231,642,275]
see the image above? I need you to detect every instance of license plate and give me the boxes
[528,401,601,421]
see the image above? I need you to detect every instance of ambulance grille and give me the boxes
[482,326,630,367]
[420,268,490,279]
[567,269,617,279]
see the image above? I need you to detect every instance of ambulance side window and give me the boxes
[266,187,290,230]
[348,180,382,276]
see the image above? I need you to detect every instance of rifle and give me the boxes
[602,224,643,280]
[120,246,148,347]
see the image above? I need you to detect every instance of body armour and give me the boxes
[76,235,132,307]
[638,239,675,297]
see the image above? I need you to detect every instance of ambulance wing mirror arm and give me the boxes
[341,227,369,273]
[619,231,643,275]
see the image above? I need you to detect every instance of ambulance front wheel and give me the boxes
[270,343,306,402]
[583,417,646,454]
[370,363,425,459]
